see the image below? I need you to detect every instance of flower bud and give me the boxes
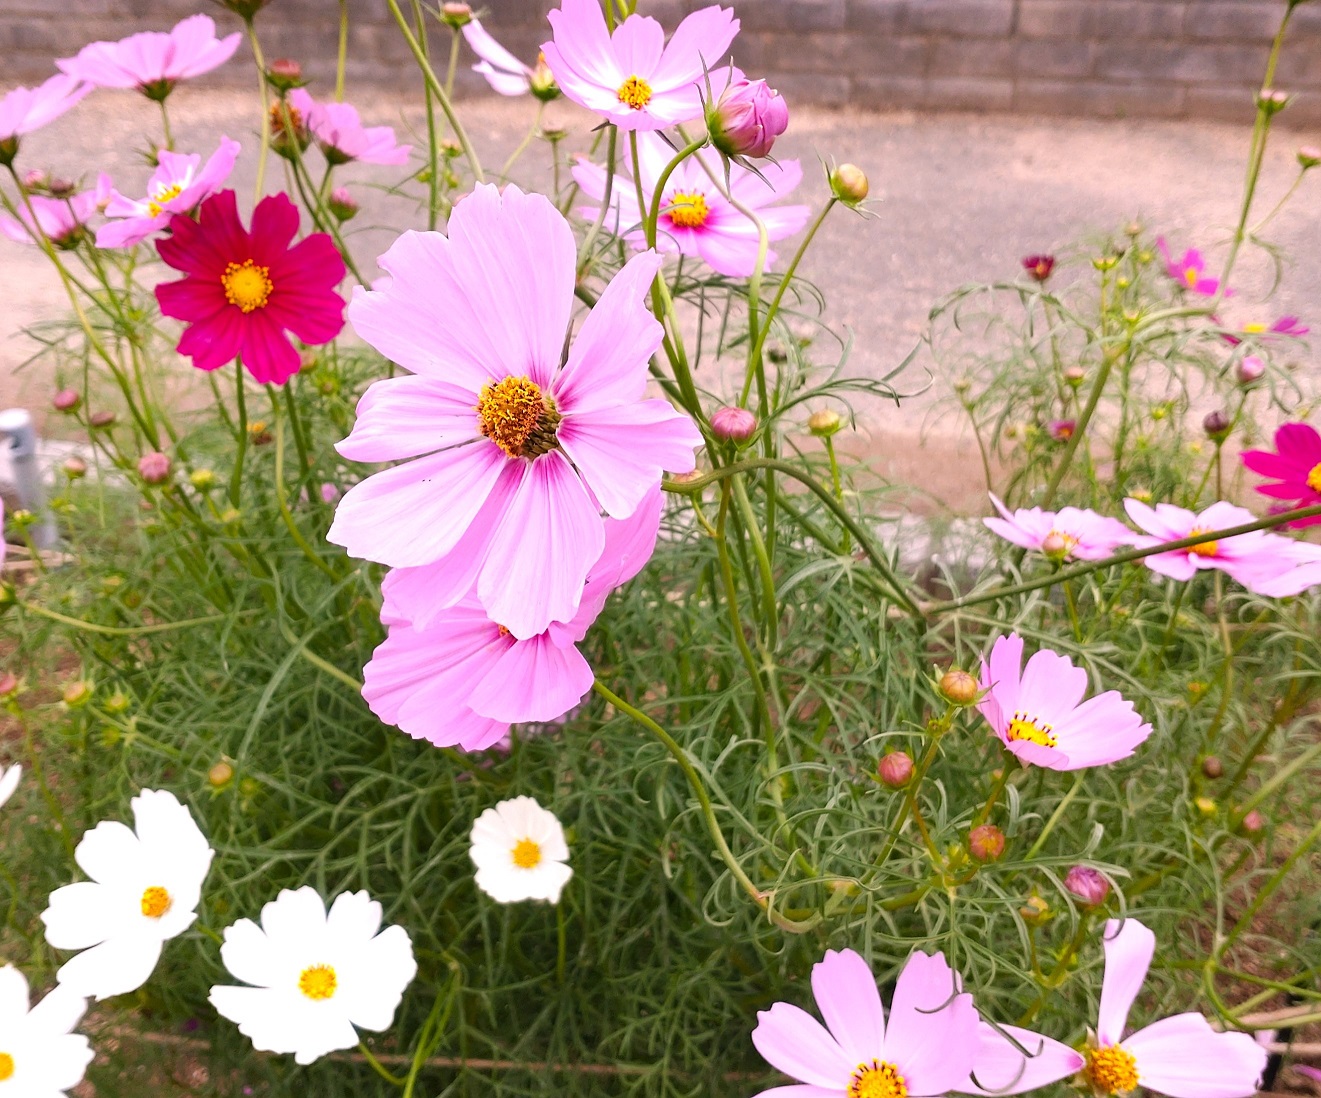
[62,680,93,708]
[440,1,473,26]
[208,760,235,789]
[1201,755,1223,779]
[46,177,76,199]
[1092,254,1119,272]
[219,507,242,525]
[1239,808,1265,836]
[1236,355,1265,385]
[21,169,47,191]
[1256,87,1291,114]
[266,58,306,93]
[1022,254,1055,282]
[52,388,81,413]
[0,672,19,698]
[1299,145,1321,170]
[189,468,217,491]
[541,125,568,143]
[710,405,757,443]
[665,469,706,493]
[707,77,788,160]
[1063,865,1110,907]
[968,823,1006,863]
[1063,366,1085,388]
[1019,894,1051,925]
[939,669,979,706]
[327,186,359,222]
[877,750,914,788]
[88,410,116,430]
[830,163,869,206]
[270,99,310,160]
[808,409,842,438]
[103,690,130,714]
[1047,419,1076,442]
[1194,795,1217,817]
[1202,409,1231,441]
[217,0,270,19]
[137,451,172,485]
[1041,533,1072,561]
[529,54,560,102]
[63,456,87,480]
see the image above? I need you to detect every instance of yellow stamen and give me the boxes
[512,838,542,869]
[1242,322,1266,334]
[476,375,561,458]
[140,886,173,919]
[1084,1045,1139,1095]
[1183,266,1200,287]
[617,74,653,110]
[1007,710,1058,748]
[221,259,273,313]
[1187,525,1217,558]
[147,181,184,218]
[0,1052,14,1080]
[848,1059,908,1098]
[1307,463,1321,493]
[298,964,338,1001]
[667,191,709,229]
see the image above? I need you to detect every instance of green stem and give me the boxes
[336,0,349,100]
[644,136,707,247]
[577,125,617,276]
[247,21,271,201]
[16,601,240,637]
[1023,772,1085,859]
[158,98,174,150]
[1221,814,1321,950]
[410,0,441,230]
[273,403,339,581]
[499,102,545,181]
[230,358,248,509]
[1041,344,1124,508]
[358,1043,406,1086]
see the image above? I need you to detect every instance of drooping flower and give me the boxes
[750,947,980,1098]
[57,14,241,101]
[41,789,214,1000]
[363,486,662,751]
[96,137,240,248]
[973,919,1266,1098]
[542,0,739,131]
[0,764,20,809]
[1221,315,1308,345]
[1022,254,1055,281]
[1241,423,1321,528]
[0,176,110,249]
[573,132,810,278]
[328,183,701,639]
[154,190,346,385]
[1157,237,1230,297]
[470,796,573,903]
[463,20,558,99]
[0,75,92,164]
[977,633,1152,771]
[286,88,411,166]
[209,887,417,1066]
[983,493,1134,561]
[0,966,94,1096]
[1124,498,1304,593]
[706,73,788,159]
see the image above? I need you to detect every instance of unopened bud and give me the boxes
[1299,146,1321,170]
[665,469,706,493]
[103,690,130,714]
[830,163,869,206]
[1257,88,1290,113]
[808,409,842,438]
[1063,865,1110,907]
[1239,809,1265,836]
[137,451,171,485]
[1203,409,1231,441]
[219,507,241,524]
[877,750,914,788]
[88,410,116,429]
[541,125,567,143]
[47,177,75,199]
[1195,795,1218,817]
[52,388,81,413]
[939,669,979,706]
[1201,756,1223,779]
[1236,355,1266,385]
[189,468,217,490]
[1092,254,1119,271]
[440,1,473,26]
[1041,533,1072,561]
[968,823,1006,863]
[710,405,757,443]
[62,680,93,708]
[327,186,358,222]
[266,58,305,92]
[63,456,87,480]
[529,53,559,102]
[0,672,18,697]
[1019,894,1051,925]
[208,761,235,788]
[1063,366,1085,388]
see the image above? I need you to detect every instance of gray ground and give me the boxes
[1,86,1317,509]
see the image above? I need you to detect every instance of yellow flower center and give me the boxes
[271,102,304,137]
[1183,266,1200,287]
[512,837,542,869]
[667,191,709,229]
[1007,710,1058,748]
[1242,322,1266,334]
[298,964,338,1001]
[1306,463,1321,493]
[147,181,184,218]
[221,260,273,313]
[140,885,173,919]
[616,74,653,110]
[0,1052,13,1081]
[1084,1045,1140,1095]
[847,1059,908,1098]
[1187,525,1218,558]
[476,375,561,459]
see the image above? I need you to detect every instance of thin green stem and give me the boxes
[336,0,349,100]
[410,0,441,230]
[358,1043,406,1086]
[230,358,248,509]
[247,22,271,201]
[158,98,174,150]
[16,601,241,637]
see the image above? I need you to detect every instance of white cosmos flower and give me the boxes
[209,887,417,1066]
[469,796,572,904]
[41,788,214,1000]
[0,965,94,1096]
[0,764,21,809]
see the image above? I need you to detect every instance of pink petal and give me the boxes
[1123,1015,1266,1098]
[751,1002,854,1088]
[811,949,886,1064]
[883,951,979,1096]
[1017,648,1089,726]
[966,1022,1083,1095]
[610,14,666,80]
[1054,690,1151,769]
[648,5,740,92]
[750,1088,842,1098]
[467,633,594,724]
[543,0,624,92]
[1097,917,1155,1045]
[336,376,480,463]
[1275,422,1321,463]
[238,308,301,384]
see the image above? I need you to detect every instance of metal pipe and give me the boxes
[0,408,59,550]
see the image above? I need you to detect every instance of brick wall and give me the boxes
[6,0,1320,124]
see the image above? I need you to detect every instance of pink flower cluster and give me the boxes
[287,89,411,166]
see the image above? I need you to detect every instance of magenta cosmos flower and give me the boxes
[573,132,809,278]
[328,183,701,640]
[1156,238,1229,297]
[1221,314,1308,345]
[974,919,1265,1098]
[97,137,239,248]
[707,74,789,159]
[363,487,662,751]
[751,948,980,1098]
[977,633,1152,771]
[463,20,557,100]
[154,191,346,385]
[1242,423,1321,528]
[0,74,91,163]
[0,175,109,249]
[58,14,240,100]
[1123,498,1300,593]
[286,89,410,167]
[542,0,739,131]
[984,493,1133,561]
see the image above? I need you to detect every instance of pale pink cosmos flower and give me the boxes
[363,487,662,751]
[542,0,739,131]
[287,89,411,166]
[328,183,701,639]
[1124,498,1302,594]
[750,947,980,1098]
[977,633,1152,771]
[0,174,110,249]
[1221,315,1308,345]
[973,919,1266,1098]
[1156,237,1231,298]
[96,137,240,248]
[983,493,1134,561]
[57,15,241,100]
[462,20,557,100]
[0,74,92,159]
[572,132,809,278]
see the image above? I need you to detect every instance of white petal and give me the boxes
[55,933,164,1000]
[0,764,21,808]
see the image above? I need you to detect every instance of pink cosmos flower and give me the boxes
[973,919,1266,1098]
[572,132,810,278]
[1241,422,1321,528]
[286,89,411,166]
[983,493,1134,561]
[1123,498,1301,593]
[750,948,980,1098]
[1156,237,1230,297]
[96,137,240,249]
[328,183,701,640]
[0,75,92,162]
[1046,419,1076,442]
[0,175,110,248]
[1221,315,1308,346]
[362,488,662,751]
[542,0,739,131]
[154,191,347,385]
[57,14,241,100]
[706,74,788,159]
[977,633,1152,771]
[463,20,558,100]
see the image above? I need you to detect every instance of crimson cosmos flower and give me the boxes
[154,191,346,385]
